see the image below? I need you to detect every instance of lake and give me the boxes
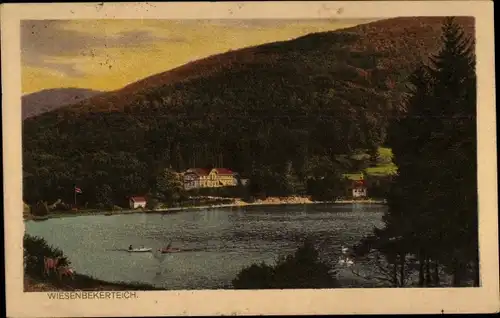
[25,203,386,289]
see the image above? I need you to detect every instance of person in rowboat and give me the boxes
[161,241,173,253]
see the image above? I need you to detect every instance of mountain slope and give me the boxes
[44,16,473,114]
[22,88,103,119]
[22,17,475,204]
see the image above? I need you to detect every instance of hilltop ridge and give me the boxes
[29,16,473,115]
[22,88,103,119]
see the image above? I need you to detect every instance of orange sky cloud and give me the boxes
[21,19,376,94]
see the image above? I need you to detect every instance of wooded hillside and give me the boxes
[22,17,474,205]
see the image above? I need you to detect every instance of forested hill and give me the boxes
[22,17,474,204]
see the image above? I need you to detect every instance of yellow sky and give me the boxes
[21,19,374,94]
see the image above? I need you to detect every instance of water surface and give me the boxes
[25,203,386,289]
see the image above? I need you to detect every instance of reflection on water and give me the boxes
[25,204,385,289]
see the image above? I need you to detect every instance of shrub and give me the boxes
[30,201,49,216]
[185,186,244,198]
[23,234,70,279]
[232,240,340,289]
[232,263,275,289]
[145,194,160,210]
[54,202,72,211]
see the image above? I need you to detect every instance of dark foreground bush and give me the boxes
[232,240,340,289]
[24,234,159,290]
[24,234,70,279]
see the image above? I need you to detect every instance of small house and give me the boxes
[129,196,147,209]
[343,173,368,199]
[351,180,368,198]
[352,186,368,198]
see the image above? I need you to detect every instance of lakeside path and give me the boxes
[24,197,387,221]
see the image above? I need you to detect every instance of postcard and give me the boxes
[2,1,499,317]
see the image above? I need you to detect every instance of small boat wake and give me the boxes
[156,241,205,254]
[108,248,141,252]
[106,247,204,253]
[107,238,213,256]
[172,247,204,252]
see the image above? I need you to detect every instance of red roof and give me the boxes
[186,168,234,176]
[212,168,234,175]
[352,180,366,188]
[187,168,211,176]
[130,196,146,202]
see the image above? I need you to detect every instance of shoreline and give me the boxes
[24,273,162,292]
[24,198,387,221]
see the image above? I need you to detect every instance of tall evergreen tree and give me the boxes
[425,17,477,286]
[355,17,477,287]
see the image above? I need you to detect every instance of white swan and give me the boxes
[338,257,354,266]
[341,245,349,254]
[338,245,354,267]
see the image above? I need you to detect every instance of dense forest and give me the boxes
[22,17,474,207]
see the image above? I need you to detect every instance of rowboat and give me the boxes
[127,248,152,253]
[160,248,181,254]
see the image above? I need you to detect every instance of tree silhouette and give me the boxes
[233,240,339,289]
[355,17,477,287]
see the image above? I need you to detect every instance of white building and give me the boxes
[129,196,147,209]
[352,187,367,198]
[183,168,237,190]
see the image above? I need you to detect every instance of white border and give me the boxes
[2,1,498,316]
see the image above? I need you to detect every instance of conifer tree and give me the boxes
[356,17,477,287]
[425,17,477,286]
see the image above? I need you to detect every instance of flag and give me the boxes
[74,187,83,194]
